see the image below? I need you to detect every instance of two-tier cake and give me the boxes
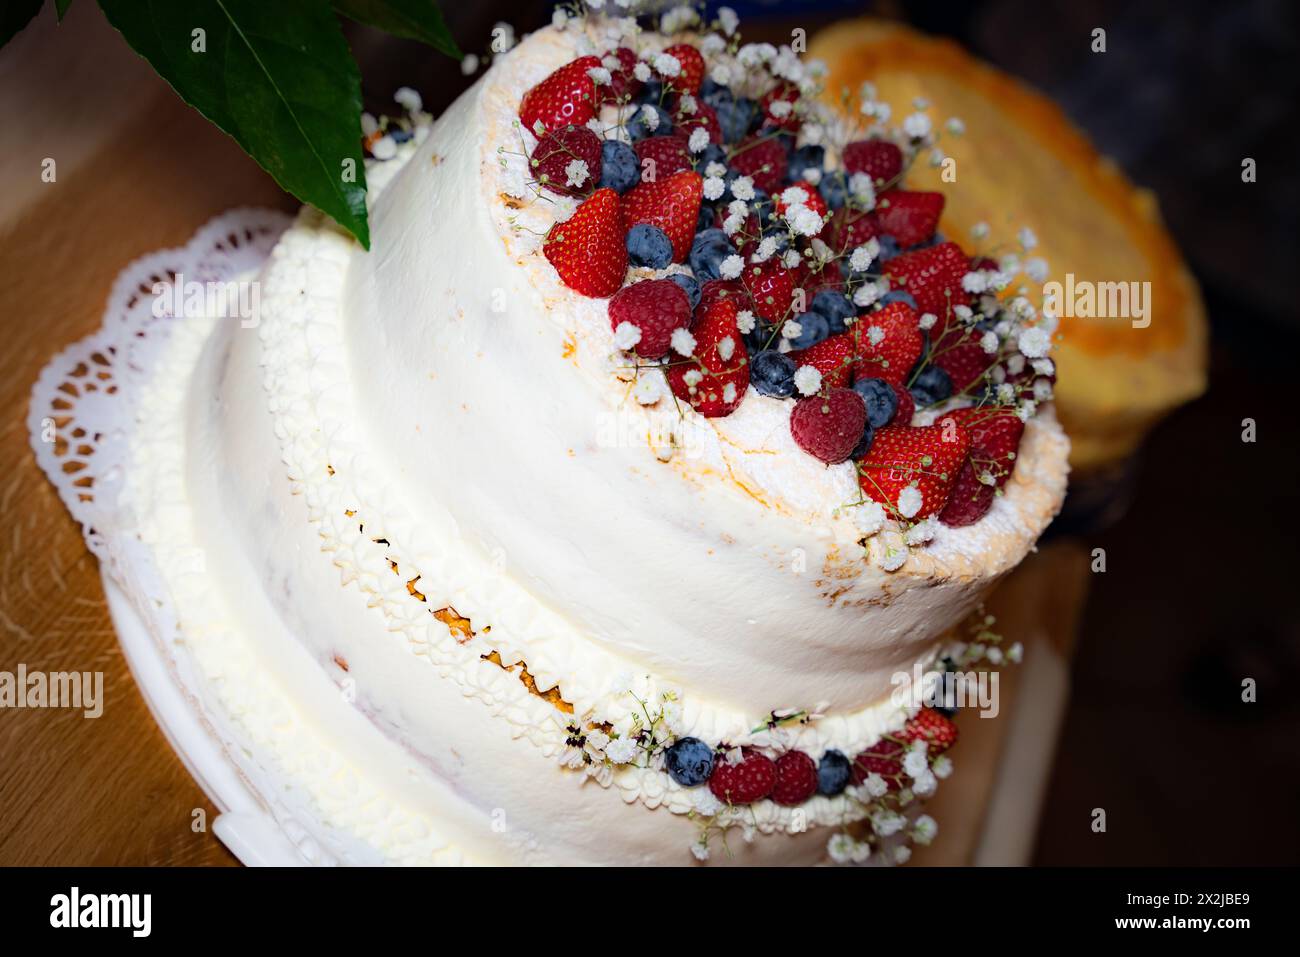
[37,5,1068,864]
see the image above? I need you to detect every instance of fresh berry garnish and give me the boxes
[608,278,691,359]
[688,228,735,283]
[751,350,797,398]
[791,388,868,465]
[789,332,857,389]
[626,223,674,269]
[851,739,905,790]
[520,56,603,134]
[529,126,602,197]
[852,376,899,428]
[810,289,856,334]
[770,751,819,806]
[669,272,702,309]
[857,422,971,520]
[891,381,915,426]
[597,47,643,105]
[729,134,788,195]
[816,749,852,796]
[698,278,753,314]
[969,255,999,272]
[827,206,879,254]
[664,736,715,787]
[742,259,795,323]
[853,301,923,386]
[789,310,830,349]
[661,43,705,95]
[931,328,990,394]
[621,170,703,263]
[634,134,692,181]
[773,182,829,226]
[910,365,953,407]
[937,406,1025,527]
[673,99,722,145]
[872,190,944,248]
[708,747,777,805]
[898,708,958,754]
[759,81,801,133]
[543,188,626,298]
[627,103,673,141]
[598,140,640,194]
[842,139,904,185]
[883,242,971,332]
[667,296,749,417]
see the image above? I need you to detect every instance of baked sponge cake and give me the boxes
[98,8,1069,864]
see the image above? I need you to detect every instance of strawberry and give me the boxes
[661,43,705,94]
[620,170,702,263]
[773,182,828,222]
[969,255,999,272]
[698,278,753,314]
[770,751,818,806]
[872,190,944,248]
[853,301,923,386]
[673,99,722,145]
[843,139,904,185]
[931,328,991,394]
[597,47,642,105]
[667,297,749,417]
[898,708,958,754]
[827,206,879,254]
[789,332,857,389]
[759,81,802,133]
[791,388,868,465]
[890,381,915,426]
[634,134,692,181]
[708,747,776,804]
[608,278,691,360]
[543,188,627,297]
[884,242,971,331]
[529,126,603,197]
[520,56,603,134]
[851,739,905,790]
[857,422,970,521]
[729,135,788,195]
[742,259,795,323]
[938,406,1025,527]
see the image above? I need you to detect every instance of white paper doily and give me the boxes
[27,208,326,866]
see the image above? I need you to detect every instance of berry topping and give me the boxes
[698,278,753,314]
[597,47,643,106]
[891,381,916,427]
[827,206,879,254]
[842,139,904,185]
[759,81,802,133]
[668,272,702,309]
[529,126,602,197]
[598,140,640,194]
[708,747,777,805]
[788,311,831,349]
[770,750,819,806]
[750,349,797,398]
[664,736,715,787]
[543,188,627,298]
[852,376,900,428]
[853,301,924,386]
[634,134,693,180]
[931,328,991,394]
[673,99,722,145]
[910,365,953,408]
[621,170,703,263]
[789,332,857,390]
[627,103,673,140]
[520,56,603,134]
[791,388,868,465]
[898,708,959,754]
[852,739,906,791]
[608,278,691,359]
[872,190,944,248]
[688,228,735,283]
[729,134,789,195]
[666,296,749,417]
[937,406,1025,527]
[742,259,795,323]
[810,289,856,334]
[626,223,674,269]
[857,422,971,520]
[816,749,853,796]
[660,43,705,95]
[883,242,971,332]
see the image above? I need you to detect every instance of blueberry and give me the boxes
[669,273,701,310]
[910,365,953,407]
[664,736,715,787]
[626,224,673,269]
[819,170,850,210]
[907,230,945,252]
[696,205,715,232]
[636,79,664,104]
[697,143,727,171]
[714,96,757,143]
[389,127,413,144]
[853,377,899,428]
[700,77,728,101]
[689,229,733,282]
[628,104,673,141]
[876,234,902,262]
[850,420,876,460]
[817,749,852,796]
[789,311,830,349]
[788,144,825,185]
[744,320,777,354]
[880,290,918,310]
[750,350,797,398]
[598,140,640,194]
[810,290,855,334]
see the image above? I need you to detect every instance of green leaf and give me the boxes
[98,0,370,247]
[332,0,459,59]
[56,0,74,21]
[1,0,44,49]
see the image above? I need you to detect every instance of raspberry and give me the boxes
[790,388,868,465]
[608,279,692,360]
[708,747,777,805]
[770,751,819,805]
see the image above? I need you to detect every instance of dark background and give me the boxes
[352,0,1300,865]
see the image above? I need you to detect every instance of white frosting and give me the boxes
[110,23,1068,865]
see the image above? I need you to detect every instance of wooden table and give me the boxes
[0,7,1090,867]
